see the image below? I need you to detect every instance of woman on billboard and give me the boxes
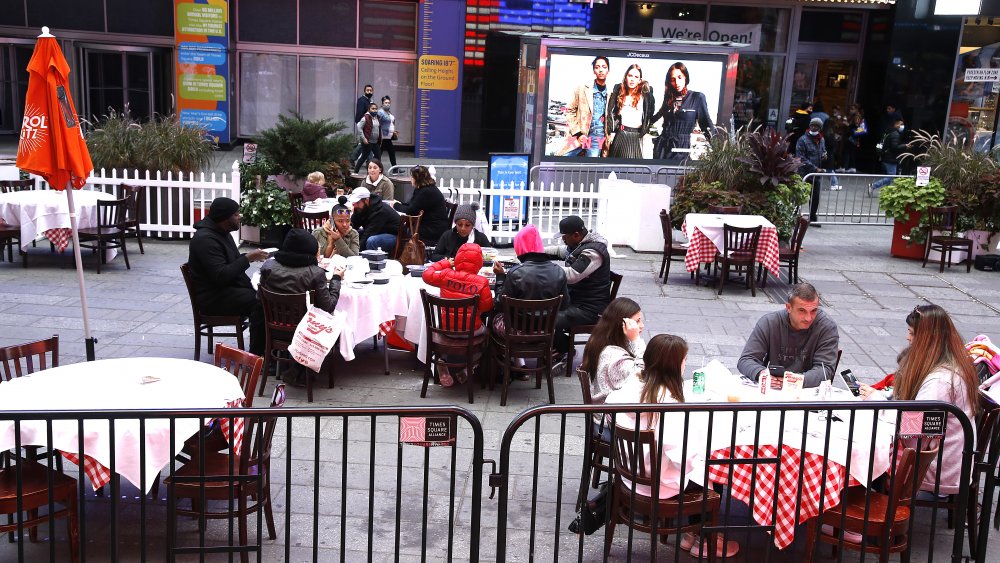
[605,64,656,159]
[653,62,714,161]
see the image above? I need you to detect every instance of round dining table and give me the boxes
[0,188,116,254]
[0,357,245,492]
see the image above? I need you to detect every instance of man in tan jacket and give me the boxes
[562,56,610,157]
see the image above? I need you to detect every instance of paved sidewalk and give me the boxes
[0,222,997,561]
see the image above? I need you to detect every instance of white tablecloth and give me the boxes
[0,357,245,492]
[0,189,115,252]
[335,274,412,361]
[400,275,441,363]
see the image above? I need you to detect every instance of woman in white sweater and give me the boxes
[860,304,979,494]
[605,334,739,558]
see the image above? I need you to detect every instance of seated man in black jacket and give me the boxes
[349,187,401,251]
[544,216,612,356]
[431,203,489,262]
[187,197,269,355]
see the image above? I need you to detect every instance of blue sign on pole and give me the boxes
[488,153,530,223]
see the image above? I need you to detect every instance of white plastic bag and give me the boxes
[288,292,345,372]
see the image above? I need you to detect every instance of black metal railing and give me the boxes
[493,400,976,563]
[0,405,485,563]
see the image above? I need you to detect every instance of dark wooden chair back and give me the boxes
[293,208,328,231]
[444,201,458,225]
[501,296,562,350]
[708,204,743,214]
[259,286,313,345]
[721,223,761,262]
[120,184,145,226]
[287,191,304,210]
[95,198,128,232]
[214,343,263,408]
[927,205,960,236]
[0,335,58,381]
[612,427,658,489]
[576,367,594,405]
[789,215,810,253]
[421,289,479,336]
[659,209,674,248]
[179,263,248,360]
[608,271,623,300]
[393,211,423,258]
[0,180,34,193]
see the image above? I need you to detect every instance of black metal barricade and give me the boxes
[0,405,485,563]
[493,401,976,563]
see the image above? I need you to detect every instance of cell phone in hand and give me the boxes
[768,365,785,390]
[840,369,861,396]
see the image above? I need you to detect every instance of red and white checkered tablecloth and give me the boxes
[708,444,848,550]
[682,216,781,276]
[43,227,72,252]
[60,398,246,491]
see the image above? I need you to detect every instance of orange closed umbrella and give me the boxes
[15,27,98,360]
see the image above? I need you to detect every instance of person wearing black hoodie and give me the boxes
[188,197,269,355]
[391,165,450,244]
[348,187,401,251]
[259,228,344,386]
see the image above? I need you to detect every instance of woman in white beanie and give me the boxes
[430,203,490,262]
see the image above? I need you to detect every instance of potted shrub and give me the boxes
[671,127,810,240]
[877,176,945,259]
[953,168,1000,259]
[255,112,355,193]
[239,157,293,246]
[86,108,214,174]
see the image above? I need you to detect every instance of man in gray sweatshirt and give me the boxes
[737,283,840,388]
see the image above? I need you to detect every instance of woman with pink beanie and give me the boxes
[491,225,571,366]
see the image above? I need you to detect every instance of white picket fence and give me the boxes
[20,161,623,243]
[29,161,241,238]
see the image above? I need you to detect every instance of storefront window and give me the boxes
[300,0,358,48]
[239,53,297,137]
[798,11,863,44]
[358,60,416,144]
[300,57,357,128]
[708,6,790,53]
[623,2,706,38]
[734,55,784,131]
[948,19,1000,151]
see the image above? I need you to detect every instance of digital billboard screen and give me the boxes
[542,49,729,164]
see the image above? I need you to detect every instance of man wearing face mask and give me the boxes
[377,96,397,167]
[796,118,827,224]
[352,84,374,162]
[869,119,907,196]
[354,102,382,173]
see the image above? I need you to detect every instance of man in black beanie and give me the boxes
[545,215,612,361]
[188,197,269,355]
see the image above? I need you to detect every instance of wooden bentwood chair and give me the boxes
[180,264,249,361]
[0,461,80,562]
[166,384,285,563]
[120,183,146,254]
[258,287,334,402]
[77,198,130,274]
[0,335,63,470]
[419,290,486,404]
[292,208,328,231]
[804,444,939,563]
[658,210,689,284]
[923,205,972,273]
[606,427,722,558]
[713,224,761,297]
[759,215,810,287]
[576,367,612,490]
[489,295,563,406]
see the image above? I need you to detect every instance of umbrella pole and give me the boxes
[65,186,96,361]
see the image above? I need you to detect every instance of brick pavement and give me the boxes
[0,222,997,561]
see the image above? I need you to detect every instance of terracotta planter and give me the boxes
[890,210,925,260]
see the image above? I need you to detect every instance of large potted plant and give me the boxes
[255,112,355,193]
[877,176,945,259]
[86,108,214,174]
[671,127,810,240]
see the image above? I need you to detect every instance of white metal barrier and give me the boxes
[30,161,241,238]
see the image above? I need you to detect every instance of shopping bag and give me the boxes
[288,292,345,372]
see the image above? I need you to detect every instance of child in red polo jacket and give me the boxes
[423,242,494,386]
